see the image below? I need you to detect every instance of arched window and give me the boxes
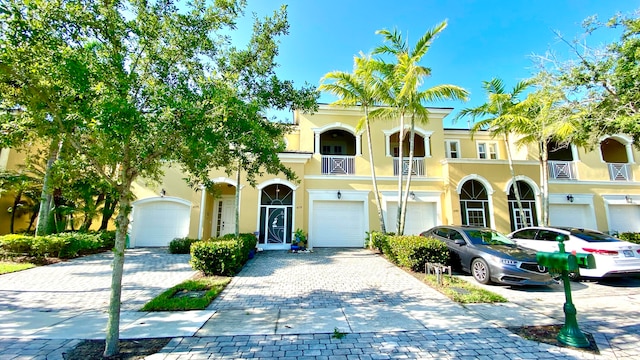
[508,181,538,231]
[460,180,490,227]
[259,184,293,245]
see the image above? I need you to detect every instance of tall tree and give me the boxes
[373,21,468,234]
[319,53,387,233]
[0,1,316,357]
[455,78,532,228]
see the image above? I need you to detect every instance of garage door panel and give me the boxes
[609,205,640,233]
[549,204,594,229]
[132,199,191,247]
[312,201,364,247]
[387,202,437,235]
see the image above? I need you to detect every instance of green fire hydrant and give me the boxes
[536,235,596,348]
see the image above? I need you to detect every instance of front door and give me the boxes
[265,206,288,244]
[214,197,236,237]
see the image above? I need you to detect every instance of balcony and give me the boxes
[549,161,576,180]
[608,163,632,181]
[393,157,425,176]
[321,155,355,175]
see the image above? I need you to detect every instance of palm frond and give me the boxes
[411,20,447,59]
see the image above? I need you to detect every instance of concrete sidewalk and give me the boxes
[0,248,634,359]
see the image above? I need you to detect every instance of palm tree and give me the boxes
[319,53,388,233]
[373,21,468,235]
[515,73,579,226]
[455,78,532,229]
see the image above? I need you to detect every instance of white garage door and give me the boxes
[549,204,594,229]
[312,201,364,247]
[387,202,437,235]
[131,197,191,247]
[608,205,640,233]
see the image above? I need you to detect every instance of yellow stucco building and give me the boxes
[2,104,639,248]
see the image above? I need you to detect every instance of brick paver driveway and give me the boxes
[208,248,452,311]
[0,248,196,311]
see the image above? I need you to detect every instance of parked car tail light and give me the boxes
[582,248,619,256]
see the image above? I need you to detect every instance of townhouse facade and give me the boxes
[2,104,640,249]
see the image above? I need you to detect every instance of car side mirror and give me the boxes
[454,239,465,246]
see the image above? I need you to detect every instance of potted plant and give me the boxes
[293,228,307,250]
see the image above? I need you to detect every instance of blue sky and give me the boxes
[237,1,640,128]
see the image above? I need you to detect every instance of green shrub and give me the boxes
[169,237,201,254]
[387,235,450,272]
[618,232,640,244]
[96,230,116,249]
[0,234,33,256]
[0,232,109,259]
[368,231,393,255]
[190,239,243,276]
[238,233,257,261]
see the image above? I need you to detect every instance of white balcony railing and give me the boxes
[393,157,425,176]
[321,155,355,175]
[549,161,577,180]
[608,163,632,181]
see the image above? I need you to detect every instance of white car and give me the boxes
[507,226,640,279]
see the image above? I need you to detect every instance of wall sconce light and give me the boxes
[410,191,416,200]
[337,190,342,200]
[160,188,166,197]
[625,195,633,203]
[566,194,574,203]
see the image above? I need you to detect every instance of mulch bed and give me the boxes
[508,324,599,354]
[63,338,171,360]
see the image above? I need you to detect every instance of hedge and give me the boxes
[0,231,113,259]
[618,232,640,244]
[190,233,257,276]
[169,237,201,254]
[386,235,450,272]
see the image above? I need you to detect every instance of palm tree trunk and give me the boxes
[396,113,406,235]
[540,140,550,226]
[36,136,63,236]
[400,114,416,235]
[364,108,386,233]
[504,134,527,228]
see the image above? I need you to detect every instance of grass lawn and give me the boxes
[422,273,507,303]
[0,261,36,275]
[141,275,231,311]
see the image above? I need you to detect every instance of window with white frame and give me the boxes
[477,142,498,159]
[445,140,460,159]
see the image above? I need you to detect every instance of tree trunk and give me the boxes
[35,137,63,236]
[364,108,386,234]
[82,193,105,232]
[235,160,240,237]
[399,115,416,235]
[10,190,22,233]
[504,134,527,228]
[396,113,406,235]
[100,192,117,230]
[103,182,133,357]
[540,140,550,226]
[27,203,39,232]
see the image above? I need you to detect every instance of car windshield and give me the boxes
[464,229,516,246]
[569,229,620,243]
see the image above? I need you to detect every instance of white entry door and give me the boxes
[213,198,236,237]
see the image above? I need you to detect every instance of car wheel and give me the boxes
[471,258,492,284]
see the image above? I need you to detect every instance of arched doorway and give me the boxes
[508,181,538,231]
[258,184,294,248]
[460,180,490,227]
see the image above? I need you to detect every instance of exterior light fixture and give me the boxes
[566,194,574,203]
[160,188,166,197]
[625,195,633,203]
[410,191,416,200]
[337,190,342,199]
